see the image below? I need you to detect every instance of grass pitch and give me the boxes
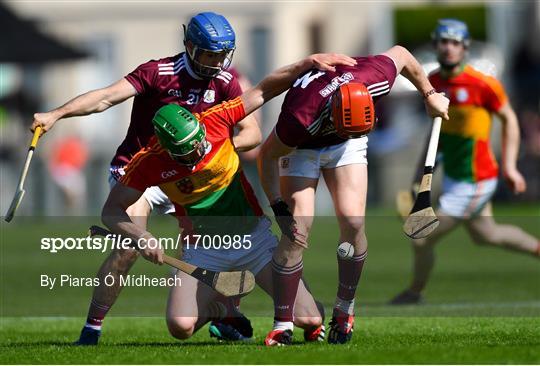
[1,204,539,364]
[1,317,539,364]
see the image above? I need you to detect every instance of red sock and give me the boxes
[85,299,110,330]
[337,250,367,301]
[272,258,303,323]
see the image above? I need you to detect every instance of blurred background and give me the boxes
[1,0,539,216]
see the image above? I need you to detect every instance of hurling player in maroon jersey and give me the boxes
[31,12,261,345]
[258,45,449,345]
[103,52,358,344]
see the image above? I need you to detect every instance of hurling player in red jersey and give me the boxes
[100,53,357,343]
[31,12,261,345]
[390,20,540,306]
[257,45,449,345]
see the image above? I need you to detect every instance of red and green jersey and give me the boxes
[429,65,508,182]
[120,97,262,233]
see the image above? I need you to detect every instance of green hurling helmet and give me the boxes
[152,104,207,166]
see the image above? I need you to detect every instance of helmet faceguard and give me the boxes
[331,83,376,138]
[183,12,236,79]
[153,104,208,167]
[168,136,208,166]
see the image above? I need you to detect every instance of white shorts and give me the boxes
[181,217,277,275]
[439,176,497,219]
[108,166,175,215]
[279,137,368,179]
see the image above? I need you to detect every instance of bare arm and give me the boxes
[383,45,449,120]
[257,130,294,204]
[32,78,137,134]
[240,53,357,116]
[233,115,262,152]
[496,103,526,193]
[102,183,163,264]
[233,75,263,153]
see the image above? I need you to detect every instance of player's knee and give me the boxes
[126,197,151,217]
[166,317,196,340]
[340,215,366,236]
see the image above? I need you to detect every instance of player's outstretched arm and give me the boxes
[31,78,137,135]
[240,53,356,116]
[233,76,263,153]
[102,183,163,264]
[257,130,300,241]
[496,103,527,193]
[383,45,449,120]
[257,130,294,205]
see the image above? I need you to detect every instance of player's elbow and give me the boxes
[240,122,263,148]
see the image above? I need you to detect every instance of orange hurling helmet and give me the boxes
[331,83,375,138]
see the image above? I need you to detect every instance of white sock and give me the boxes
[335,297,355,315]
[84,323,102,331]
[273,320,294,331]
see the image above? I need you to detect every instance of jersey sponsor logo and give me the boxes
[319,72,354,97]
[176,177,195,194]
[161,169,179,179]
[456,87,469,102]
[293,71,325,89]
[203,90,216,103]
[168,89,182,98]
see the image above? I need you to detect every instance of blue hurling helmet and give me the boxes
[432,19,471,48]
[184,12,236,78]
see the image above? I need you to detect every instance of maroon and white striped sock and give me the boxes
[335,250,367,315]
[271,258,303,329]
[85,299,111,330]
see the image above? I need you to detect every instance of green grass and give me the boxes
[1,317,539,364]
[1,204,539,363]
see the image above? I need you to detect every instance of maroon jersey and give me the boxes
[111,53,242,166]
[275,55,397,149]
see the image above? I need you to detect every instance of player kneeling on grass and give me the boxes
[390,19,540,305]
[33,12,262,345]
[101,53,357,343]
